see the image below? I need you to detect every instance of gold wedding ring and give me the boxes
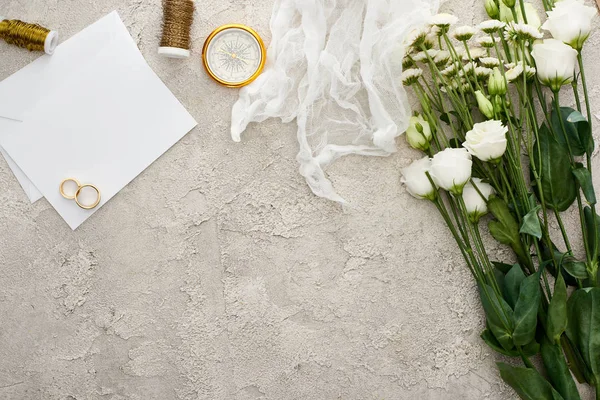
[59,178,81,200]
[75,184,101,210]
[59,179,101,210]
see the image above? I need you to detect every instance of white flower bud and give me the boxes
[475,91,495,119]
[488,67,507,95]
[484,0,500,19]
[406,115,433,151]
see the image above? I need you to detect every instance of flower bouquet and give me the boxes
[400,0,599,398]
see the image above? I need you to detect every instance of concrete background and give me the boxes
[1,0,598,399]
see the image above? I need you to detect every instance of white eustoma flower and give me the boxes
[401,68,423,86]
[479,20,506,33]
[430,148,473,194]
[401,157,437,200]
[463,120,508,162]
[542,0,597,50]
[531,39,578,91]
[406,115,433,151]
[462,178,495,222]
[480,57,501,68]
[453,26,478,41]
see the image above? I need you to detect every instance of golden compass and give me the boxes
[202,24,267,88]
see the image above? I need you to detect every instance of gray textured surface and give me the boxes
[1,1,599,399]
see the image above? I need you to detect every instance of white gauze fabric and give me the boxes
[231,0,440,202]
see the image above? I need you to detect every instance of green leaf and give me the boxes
[533,126,578,212]
[540,241,579,287]
[566,110,594,156]
[504,264,526,309]
[566,288,600,387]
[562,259,589,280]
[573,168,596,205]
[522,340,541,357]
[547,273,568,344]
[512,268,543,346]
[479,284,514,351]
[551,107,591,157]
[493,261,515,274]
[520,205,543,239]
[488,197,530,265]
[481,329,519,357]
[540,338,582,400]
[497,362,565,400]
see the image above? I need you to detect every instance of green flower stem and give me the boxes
[517,0,528,24]
[554,209,573,254]
[420,43,473,130]
[499,35,513,64]
[578,50,593,134]
[440,34,476,125]
[472,220,503,293]
[517,345,536,370]
[554,93,592,266]
[433,196,482,282]
[413,84,444,151]
[572,77,583,112]
[501,102,531,210]
[521,90,563,270]
[461,41,483,92]
[498,162,522,222]
[482,163,507,199]
[577,53,599,263]
[416,79,443,112]
[456,195,501,294]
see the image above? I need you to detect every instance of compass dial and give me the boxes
[204,26,265,87]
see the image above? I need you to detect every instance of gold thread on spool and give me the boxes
[159,0,194,58]
[0,19,58,54]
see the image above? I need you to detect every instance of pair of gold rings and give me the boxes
[59,178,101,210]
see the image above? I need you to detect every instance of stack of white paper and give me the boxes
[0,11,198,229]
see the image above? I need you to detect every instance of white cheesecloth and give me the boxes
[231,0,440,202]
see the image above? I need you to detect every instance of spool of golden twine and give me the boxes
[0,17,59,55]
[159,0,195,59]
